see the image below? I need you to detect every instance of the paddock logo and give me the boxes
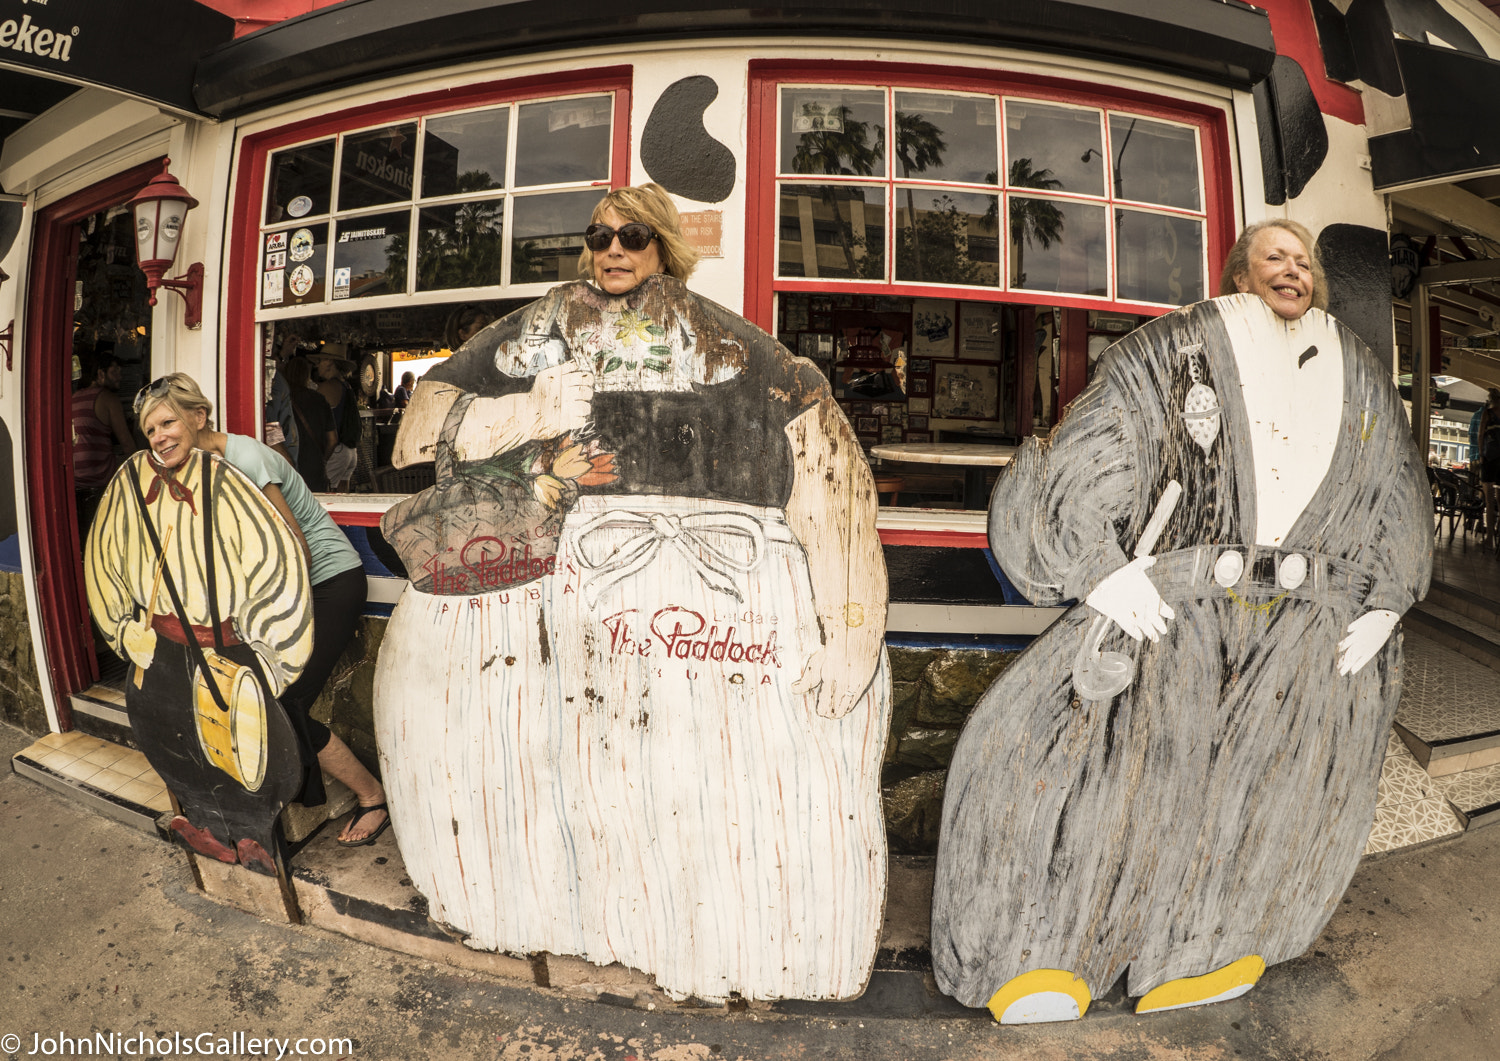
[0,14,78,61]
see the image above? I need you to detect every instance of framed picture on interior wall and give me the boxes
[913,299,957,358]
[881,425,904,443]
[911,378,930,396]
[798,333,821,359]
[934,360,1000,420]
[851,401,873,415]
[906,431,932,443]
[908,396,930,415]
[857,416,880,433]
[783,299,809,333]
[959,302,1002,358]
[910,358,933,376]
[909,415,928,431]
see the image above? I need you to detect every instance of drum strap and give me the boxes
[128,455,233,717]
[201,454,226,653]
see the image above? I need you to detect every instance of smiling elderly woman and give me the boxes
[931,219,1431,1023]
[376,184,890,1003]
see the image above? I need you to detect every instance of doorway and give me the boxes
[24,160,159,722]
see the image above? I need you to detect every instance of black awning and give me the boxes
[0,0,234,114]
[1370,39,1500,190]
[194,0,1276,118]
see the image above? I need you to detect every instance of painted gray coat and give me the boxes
[931,295,1432,1005]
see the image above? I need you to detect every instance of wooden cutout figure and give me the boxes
[375,274,890,1002]
[85,450,311,875]
[931,294,1432,1021]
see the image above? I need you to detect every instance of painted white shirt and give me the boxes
[1225,305,1344,548]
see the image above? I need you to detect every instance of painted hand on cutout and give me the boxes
[121,617,158,671]
[1085,556,1175,642]
[1337,609,1399,676]
[453,363,595,460]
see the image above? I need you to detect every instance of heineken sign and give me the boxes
[0,0,234,113]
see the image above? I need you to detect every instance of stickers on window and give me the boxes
[333,267,351,300]
[288,195,314,218]
[266,231,287,253]
[263,270,284,306]
[288,264,315,298]
[265,250,286,271]
[289,229,316,262]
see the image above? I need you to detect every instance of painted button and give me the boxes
[1278,553,1308,590]
[1213,549,1244,588]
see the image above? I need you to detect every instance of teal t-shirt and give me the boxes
[223,434,362,586]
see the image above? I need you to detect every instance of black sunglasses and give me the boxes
[134,376,172,414]
[584,222,657,253]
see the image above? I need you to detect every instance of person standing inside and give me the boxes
[311,351,359,491]
[1477,388,1500,548]
[73,349,139,530]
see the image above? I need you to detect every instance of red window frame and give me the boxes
[224,67,633,435]
[744,59,1236,331]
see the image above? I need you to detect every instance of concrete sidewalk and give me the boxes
[2,716,1497,1061]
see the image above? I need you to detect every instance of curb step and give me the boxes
[1405,602,1500,673]
[1424,580,1500,633]
[10,750,169,835]
[69,683,137,749]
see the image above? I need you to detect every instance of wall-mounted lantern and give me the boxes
[128,159,203,329]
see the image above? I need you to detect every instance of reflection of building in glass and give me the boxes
[417,133,462,199]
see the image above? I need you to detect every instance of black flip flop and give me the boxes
[337,802,391,847]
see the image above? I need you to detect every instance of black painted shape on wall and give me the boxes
[1383,0,1486,57]
[1369,39,1500,188]
[1253,55,1328,206]
[1319,223,1392,366]
[1345,0,1489,97]
[640,76,737,204]
[0,201,21,262]
[1309,0,1360,85]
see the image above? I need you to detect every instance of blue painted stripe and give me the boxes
[0,534,21,574]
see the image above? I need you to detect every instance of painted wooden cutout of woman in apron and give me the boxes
[376,275,890,1002]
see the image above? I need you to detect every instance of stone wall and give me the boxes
[308,619,1023,858]
[0,571,49,734]
[882,645,1019,854]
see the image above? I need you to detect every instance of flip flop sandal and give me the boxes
[337,802,391,847]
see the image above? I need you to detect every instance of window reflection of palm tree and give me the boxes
[1005,158,1065,287]
[893,110,947,279]
[789,104,883,277]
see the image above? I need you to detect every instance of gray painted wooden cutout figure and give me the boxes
[375,273,890,1003]
[931,294,1432,1022]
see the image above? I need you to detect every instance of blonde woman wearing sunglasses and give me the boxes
[377,184,889,1003]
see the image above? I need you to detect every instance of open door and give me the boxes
[24,159,161,723]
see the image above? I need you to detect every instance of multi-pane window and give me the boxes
[774,85,1208,307]
[256,93,615,312]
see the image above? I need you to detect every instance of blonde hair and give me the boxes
[1218,219,1328,312]
[135,371,214,428]
[577,183,699,284]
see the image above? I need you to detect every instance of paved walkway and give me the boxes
[5,520,1497,1060]
[3,714,1498,1061]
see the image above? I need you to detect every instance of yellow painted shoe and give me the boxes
[1135,955,1267,1014]
[986,969,1092,1024]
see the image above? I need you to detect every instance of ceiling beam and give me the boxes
[1392,184,1500,245]
[1420,258,1500,285]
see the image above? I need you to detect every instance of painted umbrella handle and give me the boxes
[1071,480,1182,701]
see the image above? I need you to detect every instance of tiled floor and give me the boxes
[19,730,170,813]
[1429,761,1500,825]
[1394,633,1500,743]
[1365,729,1465,855]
